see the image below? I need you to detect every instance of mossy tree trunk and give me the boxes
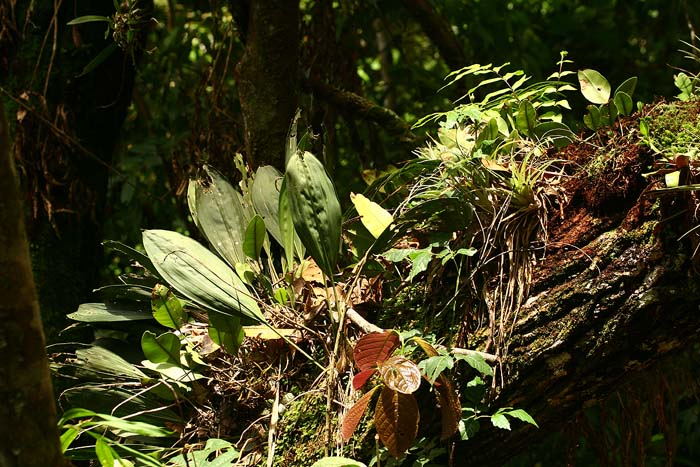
[0,100,66,467]
[0,1,149,342]
[456,132,700,464]
[234,0,299,171]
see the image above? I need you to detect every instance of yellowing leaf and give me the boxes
[350,193,393,239]
[242,326,299,340]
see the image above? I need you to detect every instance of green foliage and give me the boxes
[579,69,639,130]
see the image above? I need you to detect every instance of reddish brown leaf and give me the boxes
[378,356,421,394]
[374,387,419,458]
[353,331,400,371]
[352,369,377,390]
[341,386,380,441]
[434,373,461,439]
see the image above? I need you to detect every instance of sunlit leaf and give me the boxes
[141,331,181,364]
[243,215,266,261]
[491,413,511,430]
[378,356,421,394]
[168,438,240,467]
[578,69,611,104]
[350,192,393,239]
[251,165,284,245]
[151,284,185,329]
[516,100,537,136]
[353,331,401,371]
[67,15,110,25]
[285,151,341,276]
[455,352,493,376]
[374,387,419,458]
[95,437,116,467]
[342,386,380,441]
[615,76,637,98]
[417,355,453,385]
[352,369,377,390]
[310,457,367,467]
[142,229,265,324]
[613,91,633,116]
[187,166,251,268]
[503,409,539,428]
[68,303,151,323]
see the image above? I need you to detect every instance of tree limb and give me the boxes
[399,0,468,72]
[304,77,419,150]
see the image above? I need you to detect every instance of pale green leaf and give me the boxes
[578,69,611,104]
[310,457,367,467]
[68,303,151,323]
[613,91,633,116]
[350,193,393,239]
[417,355,454,384]
[67,15,110,25]
[615,76,637,98]
[151,284,186,329]
[503,409,539,428]
[455,352,493,376]
[141,331,181,364]
[243,215,266,261]
[491,413,511,430]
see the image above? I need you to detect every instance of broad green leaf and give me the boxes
[613,91,633,116]
[142,229,265,324]
[407,248,433,282]
[141,331,181,364]
[243,215,266,261]
[350,193,393,239]
[374,387,420,458]
[516,100,537,136]
[458,418,480,440]
[599,102,618,126]
[583,105,601,131]
[279,177,304,269]
[284,151,341,277]
[208,312,244,355]
[418,355,454,384]
[615,76,638,98]
[92,413,175,438]
[675,73,693,100]
[342,386,380,442]
[455,352,493,376]
[68,303,151,323]
[67,15,110,25]
[251,166,285,244]
[95,437,117,467]
[103,240,160,277]
[151,284,186,329]
[311,458,367,467]
[503,409,539,428]
[75,347,148,381]
[168,438,240,467]
[578,69,611,104]
[187,166,251,268]
[140,360,204,382]
[491,413,511,430]
[60,427,80,453]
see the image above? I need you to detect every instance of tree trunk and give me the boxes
[1,1,148,342]
[456,124,700,464]
[235,0,299,171]
[0,100,66,467]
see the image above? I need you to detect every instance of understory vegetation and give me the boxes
[50,46,700,466]
[4,1,700,466]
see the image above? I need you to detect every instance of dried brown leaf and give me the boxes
[434,374,461,439]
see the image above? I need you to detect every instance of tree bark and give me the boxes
[0,100,66,467]
[235,0,299,171]
[455,137,700,464]
[1,1,148,342]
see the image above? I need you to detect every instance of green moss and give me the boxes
[273,393,329,466]
[647,101,700,156]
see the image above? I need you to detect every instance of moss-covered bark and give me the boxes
[457,104,700,464]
